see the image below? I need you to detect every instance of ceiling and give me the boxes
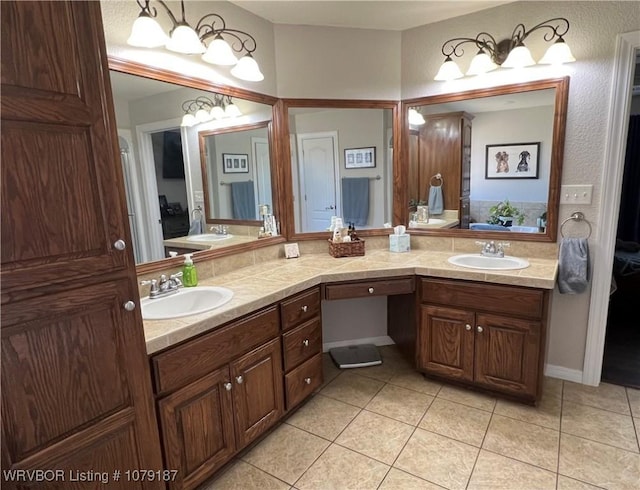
[229,1,513,31]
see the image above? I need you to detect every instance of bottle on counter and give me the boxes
[182,253,198,287]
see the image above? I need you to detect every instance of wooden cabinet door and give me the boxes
[158,367,235,490]
[1,280,162,488]
[474,313,541,398]
[230,338,284,448]
[1,1,131,302]
[417,305,475,382]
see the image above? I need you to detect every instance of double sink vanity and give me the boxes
[140,244,556,489]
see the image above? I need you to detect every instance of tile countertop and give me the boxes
[163,234,258,251]
[142,249,558,355]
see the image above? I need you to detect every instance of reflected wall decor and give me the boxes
[345,147,376,168]
[485,142,539,179]
[223,153,249,173]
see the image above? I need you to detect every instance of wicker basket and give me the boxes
[328,239,365,258]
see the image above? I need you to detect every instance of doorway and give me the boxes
[296,132,340,232]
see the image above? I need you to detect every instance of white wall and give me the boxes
[470,105,553,202]
[401,1,640,371]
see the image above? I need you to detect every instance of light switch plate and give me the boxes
[560,185,593,205]
[194,191,204,201]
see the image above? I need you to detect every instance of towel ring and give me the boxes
[430,173,443,186]
[560,212,592,239]
[191,206,203,220]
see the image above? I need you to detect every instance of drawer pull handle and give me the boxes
[368,287,374,294]
[302,339,309,347]
[224,382,232,391]
[477,326,484,333]
[236,376,243,384]
[465,324,472,331]
[301,305,308,313]
[304,377,312,385]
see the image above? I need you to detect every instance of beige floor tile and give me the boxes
[295,444,389,490]
[635,417,640,444]
[559,433,640,489]
[627,387,640,417]
[394,428,478,490]
[365,384,433,425]
[378,468,444,489]
[419,398,491,447]
[350,360,404,382]
[436,385,496,412]
[494,392,561,430]
[543,376,564,399]
[467,450,556,490]
[335,410,414,465]
[483,414,559,471]
[563,381,630,415]
[320,371,385,408]
[387,370,442,396]
[242,424,329,484]
[320,354,341,389]
[285,394,360,441]
[561,401,639,452]
[203,460,289,490]
[556,475,605,490]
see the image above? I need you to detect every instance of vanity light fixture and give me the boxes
[434,17,575,81]
[180,95,242,127]
[127,0,264,82]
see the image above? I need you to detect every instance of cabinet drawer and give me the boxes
[420,278,544,320]
[285,353,323,409]
[283,318,322,371]
[152,306,280,395]
[324,277,415,300]
[281,287,321,331]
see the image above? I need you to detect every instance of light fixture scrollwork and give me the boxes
[127,0,264,82]
[434,17,576,81]
[180,94,243,127]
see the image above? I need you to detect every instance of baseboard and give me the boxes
[544,364,583,383]
[323,336,395,352]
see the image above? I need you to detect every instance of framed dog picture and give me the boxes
[485,142,540,179]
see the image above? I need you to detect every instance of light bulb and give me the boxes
[502,44,536,68]
[210,105,226,119]
[225,102,242,118]
[230,54,264,82]
[127,13,168,48]
[181,113,196,127]
[408,109,425,126]
[202,35,238,65]
[166,23,205,54]
[466,50,498,76]
[195,108,211,123]
[539,38,576,65]
[434,56,464,81]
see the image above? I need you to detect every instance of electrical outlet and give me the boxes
[560,185,593,205]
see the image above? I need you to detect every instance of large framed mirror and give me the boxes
[108,58,285,273]
[400,77,569,242]
[280,99,401,239]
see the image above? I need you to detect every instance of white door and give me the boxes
[252,137,272,215]
[297,132,340,232]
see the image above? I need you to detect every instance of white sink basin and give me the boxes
[141,286,234,320]
[186,233,233,242]
[448,254,530,270]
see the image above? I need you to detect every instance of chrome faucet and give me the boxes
[476,241,510,258]
[141,272,183,298]
[210,225,228,235]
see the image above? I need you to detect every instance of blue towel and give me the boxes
[342,178,369,226]
[231,181,256,220]
[188,218,202,235]
[428,185,444,215]
[558,238,590,294]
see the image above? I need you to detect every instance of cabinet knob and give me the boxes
[302,339,309,347]
[224,382,232,391]
[114,239,126,251]
[304,377,312,385]
[477,326,484,333]
[235,375,243,384]
[465,324,472,331]
[368,287,374,294]
[301,305,308,313]
[123,300,136,311]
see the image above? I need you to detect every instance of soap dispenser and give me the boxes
[182,254,198,287]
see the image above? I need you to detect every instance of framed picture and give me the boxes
[485,142,540,179]
[345,147,376,169]
[222,153,249,173]
[284,242,300,259]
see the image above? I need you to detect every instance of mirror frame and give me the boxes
[400,77,569,242]
[107,57,287,275]
[198,120,273,225]
[278,98,403,240]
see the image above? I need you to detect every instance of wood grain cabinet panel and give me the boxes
[324,277,415,300]
[283,318,322,371]
[280,287,320,331]
[285,353,323,409]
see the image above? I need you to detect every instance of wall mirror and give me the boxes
[401,77,569,242]
[281,100,399,237]
[108,58,283,273]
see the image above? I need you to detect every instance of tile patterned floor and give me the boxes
[202,346,640,490]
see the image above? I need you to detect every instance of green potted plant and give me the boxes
[487,199,525,226]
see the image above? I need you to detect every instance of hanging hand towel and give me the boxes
[342,177,370,226]
[187,218,202,235]
[428,184,444,215]
[231,181,256,220]
[558,238,590,294]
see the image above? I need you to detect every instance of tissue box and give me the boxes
[389,234,410,253]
